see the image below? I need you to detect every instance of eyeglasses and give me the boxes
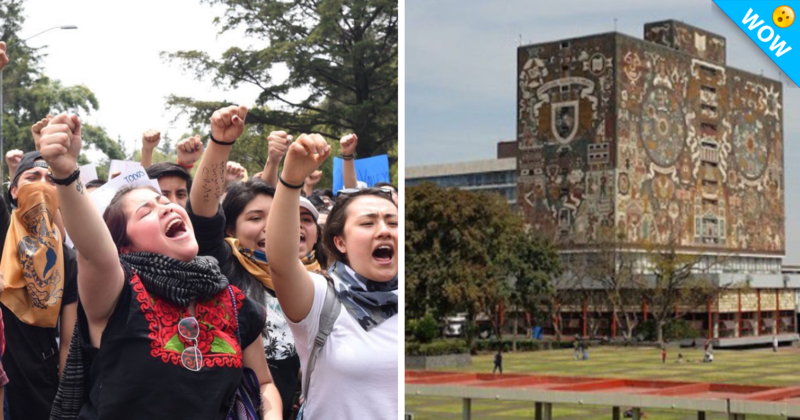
[179,317,203,372]
[337,186,395,199]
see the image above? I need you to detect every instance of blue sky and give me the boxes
[405,0,800,264]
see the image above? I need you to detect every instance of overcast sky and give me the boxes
[19,0,277,155]
[406,0,800,264]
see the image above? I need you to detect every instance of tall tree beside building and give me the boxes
[406,183,520,349]
[584,227,647,342]
[508,231,561,346]
[163,0,398,162]
[646,234,718,344]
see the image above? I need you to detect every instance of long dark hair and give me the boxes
[323,188,396,265]
[221,179,276,302]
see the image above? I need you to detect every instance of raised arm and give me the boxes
[4,150,22,184]
[176,135,203,169]
[302,170,322,197]
[340,133,358,188]
[140,129,161,169]
[189,105,248,217]
[31,114,53,151]
[39,114,124,328]
[265,134,330,322]
[261,131,291,187]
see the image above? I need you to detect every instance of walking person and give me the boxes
[42,109,282,419]
[493,349,503,374]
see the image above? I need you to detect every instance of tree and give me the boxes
[645,234,718,344]
[406,183,520,350]
[508,230,560,349]
[163,0,398,162]
[584,227,647,342]
[0,1,122,162]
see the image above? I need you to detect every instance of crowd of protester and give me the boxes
[0,42,399,420]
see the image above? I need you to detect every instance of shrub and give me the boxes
[635,319,701,341]
[406,339,469,356]
[414,313,440,344]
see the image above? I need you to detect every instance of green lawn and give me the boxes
[406,346,800,419]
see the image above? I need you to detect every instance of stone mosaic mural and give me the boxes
[517,22,784,255]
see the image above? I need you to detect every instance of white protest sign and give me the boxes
[108,160,142,181]
[90,165,161,215]
[79,164,98,184]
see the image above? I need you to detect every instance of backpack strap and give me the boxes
[301,277,342,405]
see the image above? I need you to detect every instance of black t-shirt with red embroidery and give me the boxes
[77,269,266,420]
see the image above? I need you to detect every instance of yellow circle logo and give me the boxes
[773,5,795,28]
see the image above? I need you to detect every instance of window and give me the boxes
[560,41,570,49]
[701,122,717,134]
[700,65,717,78]
[701,104,717,114]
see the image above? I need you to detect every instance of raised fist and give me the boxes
[225,161,246,184]
[176,135,204,166]
[142,129,161,150]
[39,114,82,177]
[31,114,54,150]
[210,105,248,144]
[282,134,330,186]
[5,150,23,174]
[267,131,292,163]
[0,42,8,72]
[340,133,358,156]
[306,170,323,187]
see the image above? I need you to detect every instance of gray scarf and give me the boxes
[329,261,397,331]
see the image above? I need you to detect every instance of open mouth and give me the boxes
[257,240,266,250]
[165,218,187,238]
[372,245,395,264]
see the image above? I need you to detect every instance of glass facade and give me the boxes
[407,170,517,205]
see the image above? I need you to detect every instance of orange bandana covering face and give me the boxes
[224,238,322,291]
[225,238,274,291]
[0,183,65,327]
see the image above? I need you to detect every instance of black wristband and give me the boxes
[209,131,235,146]
[49,168,81,186]
[342,153,355,161]
[278,174,305,190]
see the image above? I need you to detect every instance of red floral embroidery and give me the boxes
[131,274,245,368]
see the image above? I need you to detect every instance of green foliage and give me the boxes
[636,319,701,342]
[163,0,398,164]
[508,231,561,330]
[0,1,121,163]
[412,313,440,344]
[406,340,469,356]
[406,183,528,347]
[473,339,575,353]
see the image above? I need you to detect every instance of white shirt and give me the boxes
[288,272,398,419]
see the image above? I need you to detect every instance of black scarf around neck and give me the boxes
[50,253,229,420]
[120,252,229,306]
